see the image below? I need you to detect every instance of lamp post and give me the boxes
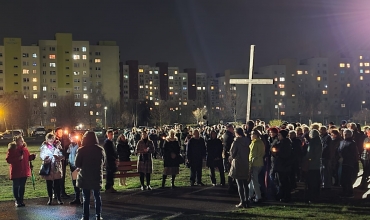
[104,106,108,129]
[275,102,282,120]
[361,101,365,110]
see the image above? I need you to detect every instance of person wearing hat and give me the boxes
[271,129,292,202]
[228,128,250,208]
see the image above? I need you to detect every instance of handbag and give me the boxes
[39,162,51,176]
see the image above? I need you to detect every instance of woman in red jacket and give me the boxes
[6,136,36,207]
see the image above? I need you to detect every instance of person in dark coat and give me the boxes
[149,130,159,159]
[55,127,71,199]
[272,129,292,202]
[76,131,105,220]
[289,130,303,190]
[186,129,206,186]
[103,130,118,193]
[338,129,359,198]
[206,130,225,186]
[136,130,155,190]
[268,127,279,198]
[330,129,342,186]
[223,124,235,191]
[319,126,332,190]
[162,130,181,188]
[116,134,131,186]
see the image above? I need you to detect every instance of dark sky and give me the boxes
[1,0,370,74]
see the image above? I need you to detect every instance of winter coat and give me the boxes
[103,139,118,171]
[136,139,155,173]
[75,144,105,190]
[6,144,34,180]
[228,136,250,180]
[206,138,223,167]
[223,131,235,158]
[272,138,292,173]
[249,139,265,168]
[116,140,131,162]
[291,137,303,163]
[338,138,359,169]
[304,136,322,170]
[163,138,181,167]
[320,133,332,159]
[186,137,206,167]
[39,142,64,180]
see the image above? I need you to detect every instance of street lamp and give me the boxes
[361,101,366,110]
[275,103,282,120]
[104,106,108,129]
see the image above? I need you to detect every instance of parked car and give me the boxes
[33,127,46,137]
[0,130,23,139]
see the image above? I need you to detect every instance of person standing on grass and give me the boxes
[104,130,118,193]
[186,129,206,186]
[75,131,105,220]
[6,136,36,207]
[54,127,71,199]
[40,133,65,205]
[228,128,250,208]
[206,130,225,186]
[116,134,131,186]
[67,132,82,205]
[161,129,181,188]
[136,130,155,190]
[248,130,265,203]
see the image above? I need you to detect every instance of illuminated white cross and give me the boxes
[229,45,274,123]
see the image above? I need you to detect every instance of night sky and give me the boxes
[1,0,370,74]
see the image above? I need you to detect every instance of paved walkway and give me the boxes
[0,186,237,220]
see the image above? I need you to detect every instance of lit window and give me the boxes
[305,71,308,74]
[279,77,285,81]
[32,53,37,58]
[82,47,87,52]
[197,87,201,90]
[322,90,328,95]
[154,102,159,106]
[138,68,144,73]
[297,71,302,75]
[32,78,37,82]
[50,63,56,67]
[90,111,93,116]
[339,63,345,67]
[174,71,178,74]
[347,83,350,87]
[23,69,29,74]
[360,69,364,73]
[203,87,205,90]
[360,63,363,67]
[50,102,57,107]
[169,92,174,95]
[149,71,152,74]
[94,59,101,63]
[42,86,47,91]
[347,63,350,68]
[280,112,285,116]
[145,85,148,89]
[149,81,152,85]
[74,102,81,107]
[183,87,187,90]
[183,77,186,80]
[360,76,364,80]
[169,76,174,79]
[149,92,153,95]
[124,75,128,78]
[280,91,285,96]
[149,97,153,100]
[81,55,86,60]
[49,55,56,59]
[365,63,370,67]
[169,87,174,90]
[139,85,143,89]
[274,78,278,81]
[149,86,152,90]
[83,94,88,99]
[341,104,345,108]
[274,91,278,95]
[183,102,188,106]
[292,94,295,97]
[32,70,37,74]
[154,71,158,74]
[360,56,363,59]
[366,70,370,74]
[210,86,214,90]
[278,84,285,88]
[32,86,37,91]
[317,77,321,81]
[43,102,48,107]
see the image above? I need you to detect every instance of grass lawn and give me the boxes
[1,145,370,219]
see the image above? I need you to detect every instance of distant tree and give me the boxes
[53,94,83,129]
[219,90,245,122]
[192,107,207,125]
[269,119,283,127]
[150,100,171,126]
[0,93,32,132]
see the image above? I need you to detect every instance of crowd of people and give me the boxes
[5,120,370,219]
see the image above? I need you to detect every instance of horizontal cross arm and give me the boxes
[229,79,274,85]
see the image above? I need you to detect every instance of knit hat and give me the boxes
[279,129,289,138]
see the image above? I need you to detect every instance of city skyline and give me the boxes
[1,0,369,74]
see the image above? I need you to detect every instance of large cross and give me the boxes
[229,45,274,123]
